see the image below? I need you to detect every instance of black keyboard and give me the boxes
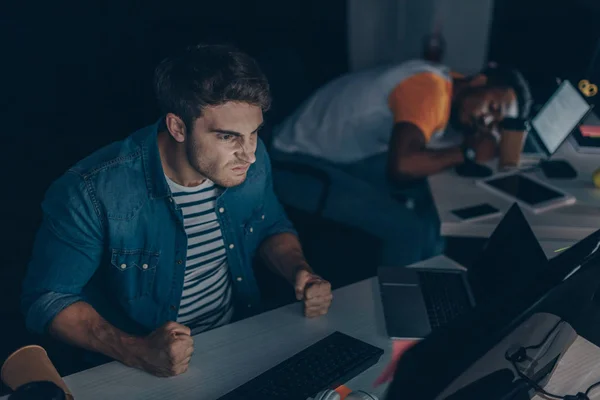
[418,271,473,329]
[216,331,384,400]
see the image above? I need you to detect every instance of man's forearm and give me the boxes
[49,301,146,368]
[388,122,465,181]
[259,232,312,285]
[391,146,464,180]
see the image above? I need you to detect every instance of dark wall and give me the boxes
[488,0,599,103]
[0,0,348,321]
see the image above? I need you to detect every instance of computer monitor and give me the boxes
[384,227,600,399]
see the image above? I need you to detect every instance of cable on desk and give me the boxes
[585,379,600,398]
[504,319,565,399]
[504,319,600,400]
[524,320,565,351]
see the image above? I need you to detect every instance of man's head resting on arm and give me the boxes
[450,64,533,135]
[155,44,271,188]
[386,63,533,181]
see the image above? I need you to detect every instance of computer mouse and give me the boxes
[313,389,379,400]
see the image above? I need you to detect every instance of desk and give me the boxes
[1,252,598,399]
[532,335,600,400]
[429,139,600,241]
[1,278,393,400]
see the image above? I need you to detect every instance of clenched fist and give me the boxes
[295,269,333,318]
[131,321,194,377]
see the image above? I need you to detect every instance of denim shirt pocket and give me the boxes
[109,249,159,301]
[242,205,266,248]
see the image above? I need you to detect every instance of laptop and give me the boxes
[378,203,548,340]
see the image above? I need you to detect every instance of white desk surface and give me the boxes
[532,335,600,400]
[429,139,600,241]
[2,252,598,400]
[7,278,394,400]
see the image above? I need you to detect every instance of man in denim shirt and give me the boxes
[21,44,333,377]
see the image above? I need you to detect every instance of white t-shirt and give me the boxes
[272,60,456,164]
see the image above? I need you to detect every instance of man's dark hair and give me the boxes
[482,63,533,120]
[154,44,271,129]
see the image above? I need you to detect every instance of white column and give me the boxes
[435,0,495,74]
[347,0,495,74]
[347,0,401,71]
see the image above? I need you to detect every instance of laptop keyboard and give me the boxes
[417,271,473,329]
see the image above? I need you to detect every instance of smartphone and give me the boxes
[451,203,502,222]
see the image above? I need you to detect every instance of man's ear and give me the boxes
[165,113,187,143]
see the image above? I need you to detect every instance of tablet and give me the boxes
[476,172,576,214]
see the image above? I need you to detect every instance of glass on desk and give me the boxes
[498,127,527,171]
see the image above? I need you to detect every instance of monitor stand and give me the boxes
[539,159,577,179]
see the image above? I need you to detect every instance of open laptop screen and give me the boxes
[531,80,591,155]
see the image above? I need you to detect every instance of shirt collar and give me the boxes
[135,119,171,199]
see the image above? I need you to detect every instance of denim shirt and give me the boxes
[21,121,297,336]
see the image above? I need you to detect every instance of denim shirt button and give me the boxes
[176,259,183,265]
[236,277,243,282]
[249,227,253,233]
[261,214,265,220]
[120,263,127,269]
[229,244,235,250]
[219,207,225,213]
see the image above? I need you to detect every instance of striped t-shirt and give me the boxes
[166,176,234,335]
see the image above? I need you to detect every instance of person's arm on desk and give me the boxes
[49,303,193,377]
[257,143,333,317]
[21,172,192,377]
[386,72,497,181]
[387,73,464,181]
[387,122,464,180]
[259,233,333,317]
[387,123,497,181]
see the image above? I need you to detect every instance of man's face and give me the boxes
[457,86,517,134]
[186,102,263,188]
